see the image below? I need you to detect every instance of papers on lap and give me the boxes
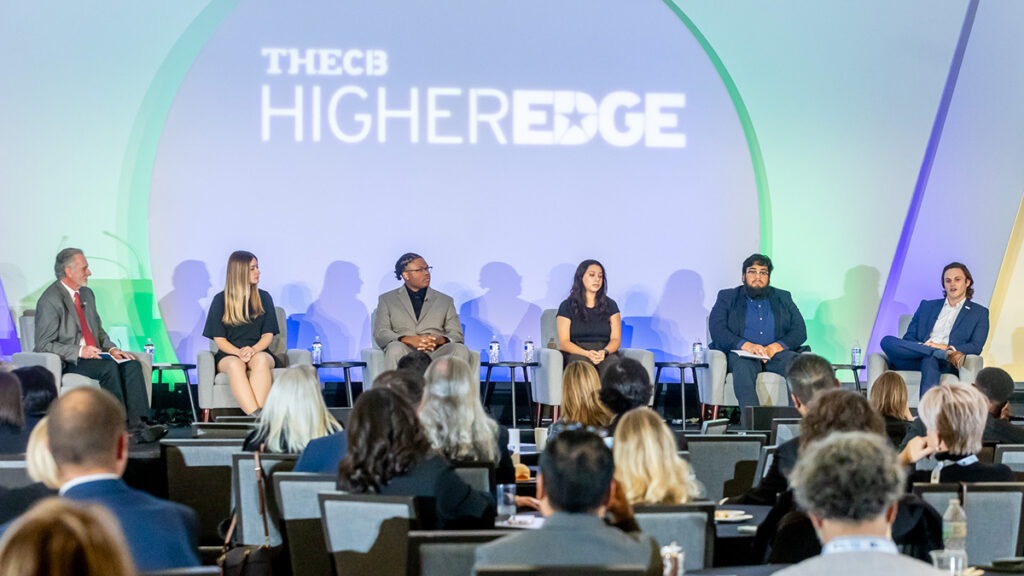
[732,349,769,360]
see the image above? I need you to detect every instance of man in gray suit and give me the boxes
[374,253,471,371]
[773,432,944,576]
[34,248,159,437]
[474,429,660,575]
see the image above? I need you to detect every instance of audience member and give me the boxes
[13,365,57,417]
[0,418,59,525]
[45,387,199,571]
[397,349,432,377]
[0,372,25,454]
[973,367,1024,444]
[338,387,494,529]
[599,357,654,435]
[773,432,943,576]
[0,498,136,576]
[613,408,702,505]
[376,367,426,407]
[549,361,612,438]
[556,259,622,374]
[475,429,660,575]
[901,384,1013,484]
[242,365,341,453]
[419,356,514,484]
[868,372,914,447]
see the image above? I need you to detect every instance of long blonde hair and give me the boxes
[26,417,60,490]
[419,356,499,462]
[255,365,341,453]
[223,250,265,326]
[562,361,611,428]
[613,408,703,505]
[869,371,909,420]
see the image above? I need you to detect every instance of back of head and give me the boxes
[790,431,905,523]
[599,358,652,416]
[868,371,909,420]
[397,350,432,376]
[919,384,988,455]
[257,365,340,453]
[48,388,126,472]
[375,369,426,407]
[613,408,701,505]
[540,429,615,514]
[561,361,610,428]
[799,389,885,450]
[26,417,60,490]
[13,366,58,416]
[0,372,24,429]
[420,356,497,462]
[974,367,1014,406]
[339,387,430,493]
[786,353,837,406]
[0,497,135,576]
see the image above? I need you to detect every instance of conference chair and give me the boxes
[161,438,244,545]
[272,472,338,576]
[215,415,257,423]
[360,309,481,391]
[191,422,255,439]
[700,318,788,420]
[328,406,352,428]
[867,314,983,408]
[684,434,766,501]
[700,418,729,435]
[633,502,715,571]
[197,306,311,420]
[408,530,515,576]
[995,444,1024,479]
[962,482,1024,565]
[476,568,647,575]
[12,310,154,404]
[452,460,497,495]
[751,444,778,488]
[531,309,655,421]
[0,455,32,490]
[232,452,297,546]
[319,492,418,576]
[139,567,220,576]
[770,418,801,446]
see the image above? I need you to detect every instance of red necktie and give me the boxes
[74,292,98,348]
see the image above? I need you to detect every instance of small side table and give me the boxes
[654,361,709,425]
[152,363,198,422]
[832,363,866,393]
[314,361,367,407]
[481,361,538,428]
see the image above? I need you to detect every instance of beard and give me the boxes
[744,283,769,299]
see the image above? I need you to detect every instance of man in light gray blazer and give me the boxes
[374,253,471,371]
[474,429,660,575]
[34,248,152,430]
[773,432,944,576]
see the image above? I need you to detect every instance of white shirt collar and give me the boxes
[59,473,121,495]
[60,280,78,300]
[944,298,967,311]
[822,536,898,555]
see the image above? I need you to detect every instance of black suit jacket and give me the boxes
[373,454,495,530]
[709,286,807,352]
[730,436,799,506]
[0,482,55,525]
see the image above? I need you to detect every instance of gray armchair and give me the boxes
[867,314,982,407]
[12,311,154,405]
[698,317,788,418]
[197,306,311,419]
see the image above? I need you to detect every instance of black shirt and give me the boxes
[556,297,620,347]
[203,289,279,347]
[406,285,426,319]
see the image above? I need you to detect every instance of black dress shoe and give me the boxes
[134,424,169,443]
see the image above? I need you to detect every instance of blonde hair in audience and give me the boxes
[256,365,341,453]
[420,356,499,462]
[918,384,988,455]
[25,417,60,490]
[0,498,135,576]
[222,250,264,326]
[869,371,909,420]
[614,408,703,505]
[561,361,612,428]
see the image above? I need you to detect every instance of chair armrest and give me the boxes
[959,354,983,384]
[866,352,889,392]
[532,348,563,405]
[12,352,63,390]
[286,349,312,367]
[130,351,153,406]
[702,349,728,405]
[360,348,385,390]
[197,350,216,408]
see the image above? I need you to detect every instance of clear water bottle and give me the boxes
[523,337,535,363]
[851,340,862,366]
[488,335,501,364]
[943,498,967,552]
[692,338,705,363]
[311,336,323,365]
[143,338,155,357]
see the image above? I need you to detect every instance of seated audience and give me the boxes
[549,361,612,438]
[869,371,914,447]
[242,365,341,453]
[338,387,494,529]
[0,498,135,576]
[14,366,57,418]
[599,357,654,436]
[43,387,199,571]
[419,356,514,484]
[475,428,660,575]
[901,384,1013,484]
[974,367,1024,444]
[773,432,942,576]
[0,372,25,454]
[379,367,426,407]
[397,349,433,377]
[613,408,702,505]
[0,417,60,525]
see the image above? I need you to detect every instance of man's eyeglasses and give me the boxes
[745,269,770,277]
[405,266,433,274]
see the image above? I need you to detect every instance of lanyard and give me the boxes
[823,537,898,555]
[931,454,979,483]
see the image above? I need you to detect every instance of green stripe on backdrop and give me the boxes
[661,0,772,255]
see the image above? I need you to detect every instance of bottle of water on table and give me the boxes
[312,335,323,365]
[489,335,500,364]
[144,338,155,357]
[523,337,535,363]
[851,340,862,366]
[692,338,705,363]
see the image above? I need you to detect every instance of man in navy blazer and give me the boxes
[709,254,807,422]
[880,262,989,397]
[47,387,200,572]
